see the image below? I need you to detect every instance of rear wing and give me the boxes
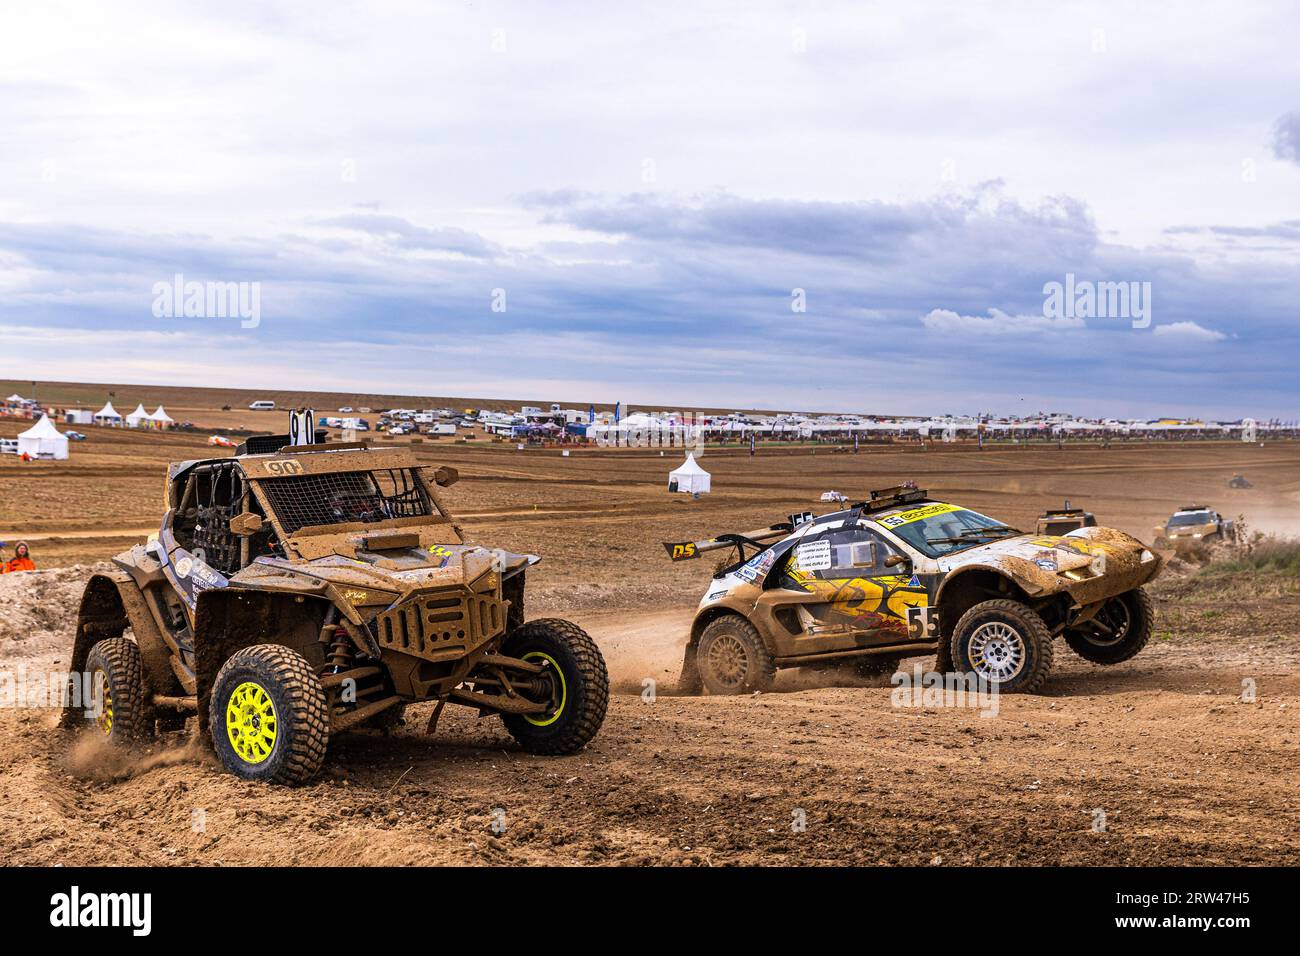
[663,523,791,564]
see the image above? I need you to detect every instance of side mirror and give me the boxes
[229,512,265,536]
[884,553,910,569]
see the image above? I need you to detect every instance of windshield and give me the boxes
[879,504,1018,558]
[1168,512,1212,527]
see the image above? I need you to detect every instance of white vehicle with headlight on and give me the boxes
[665,485,1164,695]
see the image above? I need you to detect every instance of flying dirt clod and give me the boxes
[60,429,609,785]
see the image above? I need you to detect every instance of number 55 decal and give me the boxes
[907,605,939,641]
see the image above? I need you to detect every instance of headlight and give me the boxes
[1140,549,1155,562]
[1061,568,1092,581]
[1192,532,1203,538]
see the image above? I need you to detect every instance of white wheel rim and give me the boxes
[968,621,1026,682]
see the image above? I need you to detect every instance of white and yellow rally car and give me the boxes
[666,486,1163,694]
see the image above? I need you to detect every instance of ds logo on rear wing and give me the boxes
[663,542,699,561]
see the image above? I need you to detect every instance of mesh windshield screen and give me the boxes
[257,468,433,533]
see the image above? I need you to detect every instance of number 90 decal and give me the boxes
[264,459,304,476]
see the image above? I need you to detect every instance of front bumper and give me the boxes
[372,590,508,663]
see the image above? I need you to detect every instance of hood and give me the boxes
[1164,520,1218,537]
[937,526,1155,591]
[230,543,538,605]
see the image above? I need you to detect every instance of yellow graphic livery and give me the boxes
[877,502,964,528]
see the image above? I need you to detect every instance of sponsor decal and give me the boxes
[736,548,776,583]
[174,556,193,579]
[188,559,226,590]
[705,589,729,602]
[795,539,832,571]
[878,503,963,528]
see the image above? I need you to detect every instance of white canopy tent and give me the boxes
[126,403,150,427]
[94,401,121,423]
[147,406,174,427]
[669,453,711,494]
[17,414,69,459]
[5,393,25,403]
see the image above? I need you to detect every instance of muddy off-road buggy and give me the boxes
[62,432,608,785]
[665,486,1163,695]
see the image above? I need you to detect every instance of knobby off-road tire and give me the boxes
[950,599,1054,694]
[696,615,776,695]
[85,638,152,744]
[501,619,609,755]
[209,644,330,786]
[1065,587,1154,665]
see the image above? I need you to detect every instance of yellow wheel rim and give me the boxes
[225,681,278,764]
[523,652,566,727]
[94,670,113,736]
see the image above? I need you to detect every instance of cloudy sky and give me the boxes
[2,0,1298,418]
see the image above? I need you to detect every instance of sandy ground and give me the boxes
[1,401,1298,865]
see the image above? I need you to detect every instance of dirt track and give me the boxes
[1,571,1297,866]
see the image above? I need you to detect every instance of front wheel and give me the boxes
[209,644,330,785]
[950,600,1054,694]
[500,619,609,755]
[85,638,152,744]
[1065,588,1154,664]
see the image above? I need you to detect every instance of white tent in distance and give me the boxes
[17,414,70,460]
[669,453,711,494]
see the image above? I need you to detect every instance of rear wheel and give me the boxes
[950,600,1054,694]
[1065,588,1154,664]
[85,638,151,744]
[500,619,609,755]
[209,645,329,785]
[696,615,776,695]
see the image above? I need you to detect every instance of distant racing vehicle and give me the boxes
[666,486,1163,695]
[1035,501,1097,536]
[208,435,236,447]
[64,430,607,785]
[1154,505,1236,550]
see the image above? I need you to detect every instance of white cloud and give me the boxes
[1151,321,1226,342]
[919,307,1085,336]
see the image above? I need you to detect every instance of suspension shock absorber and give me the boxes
[319,606,353,673]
